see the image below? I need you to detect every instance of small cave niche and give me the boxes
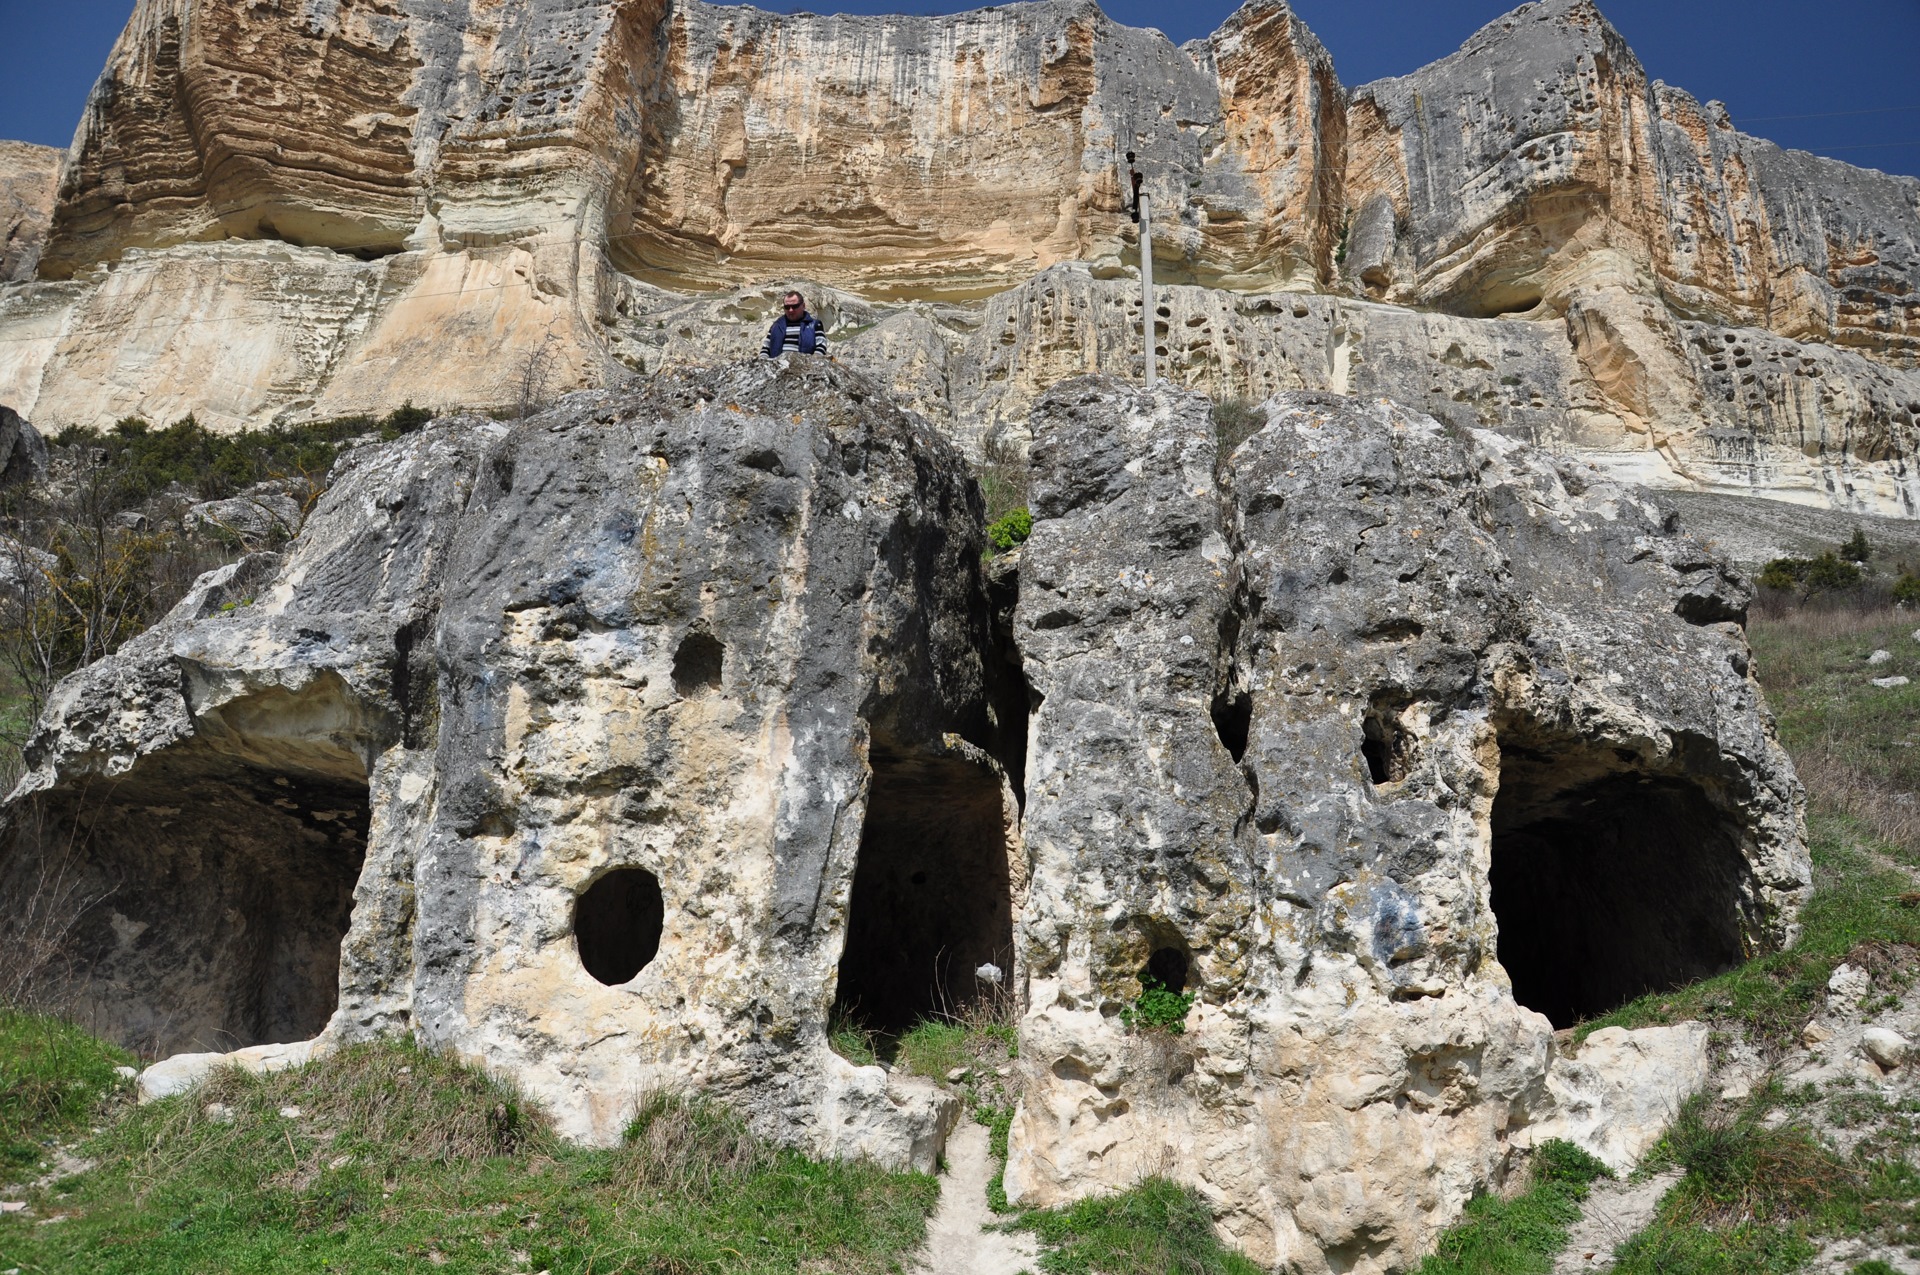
[575,867,665,986]
[1488,727,1753,1028]
[1210,685,1251,763]
[0,743,371,1058]
[1361,695,1416,786]
[833,746,1016,1036]
[1144,946,1190,993]
[672,632,724,697]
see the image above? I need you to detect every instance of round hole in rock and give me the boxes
[1488,730,1752,1028]
[833,746,1015,1036]
[672,632,724,697]
[576,867,665,986]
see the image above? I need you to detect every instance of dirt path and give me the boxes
[1551,1170,1680,1274]
[913,1120,1039,1275]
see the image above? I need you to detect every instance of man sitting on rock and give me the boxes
[763,290,827,357]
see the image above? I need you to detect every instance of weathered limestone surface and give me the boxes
[0,366,1806,1267]
[1,0,1915,512]
[0,143,60,283]
[0,359,1007,1170]
[1342,6,1920,363]
[1002,380,1805,1269]
[622,265,1920,515]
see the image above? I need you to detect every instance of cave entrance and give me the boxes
[833,747,1015,1037]
[1,741,370,1058]
[1488,729,1752,1029]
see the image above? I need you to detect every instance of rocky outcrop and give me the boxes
[0,143,59,283]
[0,364,1807,1268]
[1340,5,1920,366]
[1,0,1915,512]
[1000,379,1804,1268]
[0,359,1008,1172]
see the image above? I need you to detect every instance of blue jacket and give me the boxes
[764,313,824,356]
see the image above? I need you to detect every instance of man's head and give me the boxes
[782,291,806,319]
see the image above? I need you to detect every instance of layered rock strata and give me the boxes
[1,0,1916,513]
[0,364,1808,1269]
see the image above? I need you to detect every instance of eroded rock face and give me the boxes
[2,0,1915,512]
[1001,379,1806,1270]
[0,366,1806,1263]
[0,359,1010,1170]
[1344,5,1920,365]
[0,143,60,284]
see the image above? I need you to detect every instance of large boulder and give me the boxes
[0,358,1015,1169]
[1001,380,1806,1270]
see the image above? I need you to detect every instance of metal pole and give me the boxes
[1139,191,1155,389]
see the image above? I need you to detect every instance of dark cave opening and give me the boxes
[1145,946,1190,993]
[672,632,725,696]
[833,747,1015,1036]
[576,867,665,986]
[4,749,372,1057]
[1361,695,1416,786]
[1488,735,1752,1029]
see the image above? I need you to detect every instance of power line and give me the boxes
[1736,105,1920,124]
[1804,140,1920,154]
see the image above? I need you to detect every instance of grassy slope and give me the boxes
[0,1039,937,1275]
[0,1005,1258,1275]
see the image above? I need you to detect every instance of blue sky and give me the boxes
[2,0,1917,179]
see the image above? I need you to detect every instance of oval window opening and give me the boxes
[576,867,664,986]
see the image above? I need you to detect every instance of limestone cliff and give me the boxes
[0,362,1808,1270]
[0,0,1916,513]
[0,143,60,283]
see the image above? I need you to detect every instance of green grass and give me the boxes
[0,1038,937,1274]
[1414,1140,1611,1275]
[1749,606,1920,860]
[1014,1176,1266,1275]
[0,1009,133,1170]
[1604,1088,1854,1275]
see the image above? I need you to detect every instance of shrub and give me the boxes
[1893,573,1920,608]
[986,507,1032,553]
[1212,395,1267,471]
[1759,552,1863,598]
[1120,975,1194,1035]
[1842,528,1872,563]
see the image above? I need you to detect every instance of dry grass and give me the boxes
[1794,749,1920,860]
[1749,605,1920,860]
[617,1090,768,1200]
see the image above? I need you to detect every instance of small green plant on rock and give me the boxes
[1120,975,1194,1035]
[1211,395,1267,474]
[986,507,1032,554]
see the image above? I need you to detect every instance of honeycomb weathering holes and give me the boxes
[576,867,665,986]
